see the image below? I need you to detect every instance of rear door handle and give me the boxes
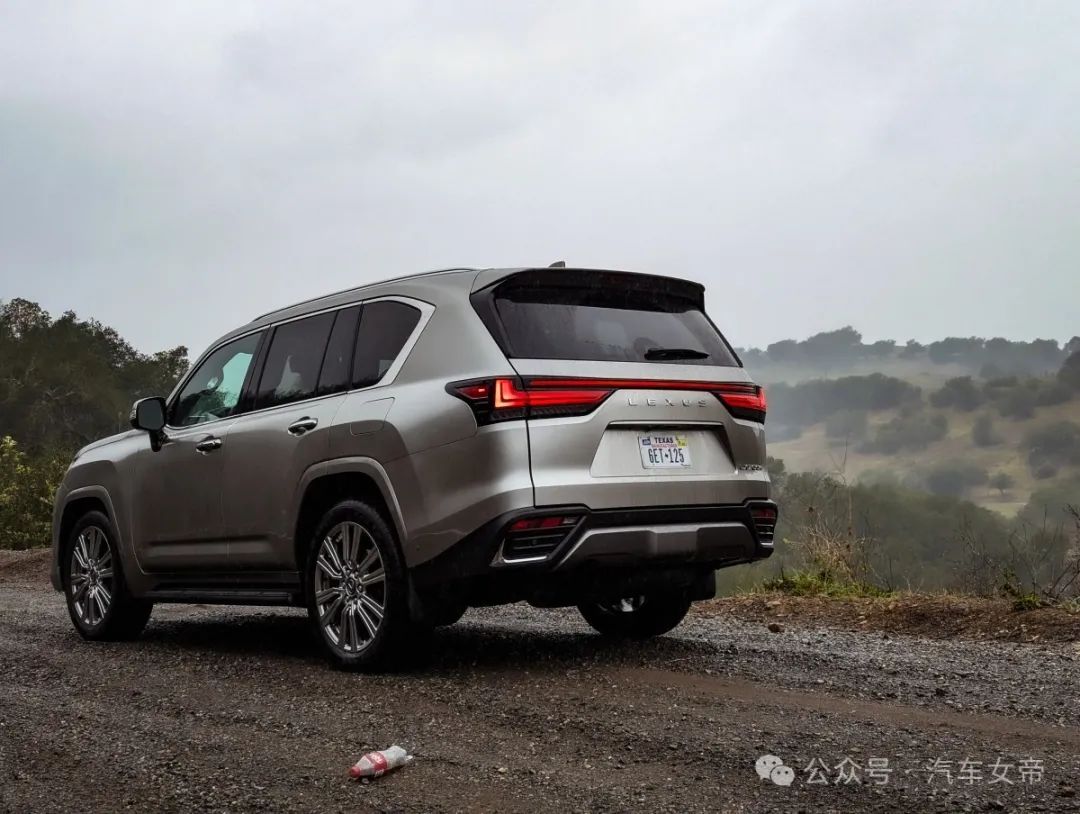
[195,437,223,454]
[287,417,318,436]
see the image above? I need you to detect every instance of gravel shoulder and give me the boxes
[2,559,1079,813]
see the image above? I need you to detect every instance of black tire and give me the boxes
[304,499,413,670]
[578,593,692,639]
[63,510,153,641]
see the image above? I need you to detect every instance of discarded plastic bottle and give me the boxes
[349,745,413,779]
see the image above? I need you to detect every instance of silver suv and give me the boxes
[51,267,776,668]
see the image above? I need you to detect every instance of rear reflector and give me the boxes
[501,513,582,562]
[448,377,766,424]
[748,503,778,544]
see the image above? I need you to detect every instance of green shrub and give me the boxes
[760,570,892,599]
[0,437,66,550]
[996,388,1037,419]
[859,411,948,454]
[930,376,984,411]
[1024,421,1080,472]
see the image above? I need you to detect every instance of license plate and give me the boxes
[638,433,692,468]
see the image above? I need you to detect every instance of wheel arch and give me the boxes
[291,459,406,579]
[54,487,117,591]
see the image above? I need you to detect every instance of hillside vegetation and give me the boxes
[744,327,1080,515]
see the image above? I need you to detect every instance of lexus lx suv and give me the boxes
[51,266,776,668]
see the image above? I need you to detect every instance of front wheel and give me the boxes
[304,500,412,670]
[63,511,152,641]
[578,593,692,639]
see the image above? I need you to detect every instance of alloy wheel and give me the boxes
[69,526,114,628]
[313,521,387,655]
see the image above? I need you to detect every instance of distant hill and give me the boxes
[755,327,1080,516]
[739,326,1079,385]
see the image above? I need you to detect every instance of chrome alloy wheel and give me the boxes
[313,521,386,654]
[69,526,114,628]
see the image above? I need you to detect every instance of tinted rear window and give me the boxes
[484,273,738,366]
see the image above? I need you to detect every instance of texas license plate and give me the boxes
[638,433,692,468]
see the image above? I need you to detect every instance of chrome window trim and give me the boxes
[164,295,434,431]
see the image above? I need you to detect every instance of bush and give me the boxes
[923,462,989,498]
[824,409,869,441]
[930,377,984,411]
[1034,462,1060,480]
[1035,380,1073,407]
[761,570,892,598]
[972,414,1002,447]
[1024,421,1080,471]
[766,374,921,428]
[859,411,948,454]
[0,437,66,550]
[996,388,1037,419]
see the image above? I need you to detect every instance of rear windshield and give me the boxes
[479,272,738,366]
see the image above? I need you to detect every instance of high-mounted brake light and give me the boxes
[447,377,766,425]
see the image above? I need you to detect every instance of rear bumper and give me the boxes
[410,500,776,605]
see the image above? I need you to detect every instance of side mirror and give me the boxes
[130,397,167,434]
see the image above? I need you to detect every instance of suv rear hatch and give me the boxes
[465,268,770,511]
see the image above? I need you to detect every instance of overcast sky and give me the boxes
[1,1,1077,358]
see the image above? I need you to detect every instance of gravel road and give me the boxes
[2,578,1079,813]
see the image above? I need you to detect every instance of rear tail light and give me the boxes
[448,377,766,425]
[448,377,615,424]
[501,513,582,562]
[748,503,778,544]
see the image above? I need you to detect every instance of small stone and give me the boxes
[767,622,783,634]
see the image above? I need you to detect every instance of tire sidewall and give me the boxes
[304,500,408,669]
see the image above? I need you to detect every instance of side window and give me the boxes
[170,332,262,427]
[317,305,361,396]
[255,312,335,409]
[352,301,422,388]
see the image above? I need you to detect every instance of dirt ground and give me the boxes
[2,550,1079,813]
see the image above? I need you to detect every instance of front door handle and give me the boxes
[287,417,319,436]
[195,437,223,454]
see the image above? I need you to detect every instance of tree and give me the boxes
[989,472,1015,497]
[0,299,188,454]
[800,326,863,368]
[899,339,925,358]
[766,339,801,364]
[1059,351,1080,391]
[923,462,989,498]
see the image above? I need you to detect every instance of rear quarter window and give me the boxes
[476,270,738,367]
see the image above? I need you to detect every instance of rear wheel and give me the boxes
[578,593,691,639]
[304,500,411,670]
[63,511,152,641]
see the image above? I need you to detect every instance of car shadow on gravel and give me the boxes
[137,609,719,674]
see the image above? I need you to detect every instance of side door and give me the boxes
[132,330,264,572]
[221,307,360,570]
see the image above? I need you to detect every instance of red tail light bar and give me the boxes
[448,377,766,425]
